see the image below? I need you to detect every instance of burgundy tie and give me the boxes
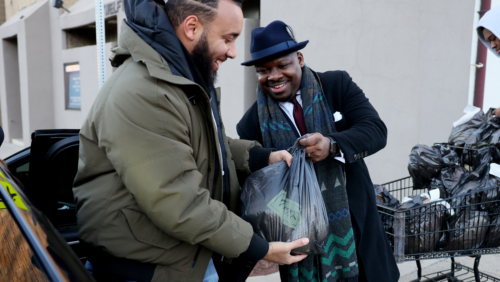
[291,96,307,136]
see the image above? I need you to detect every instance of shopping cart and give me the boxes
[378,175,500,282]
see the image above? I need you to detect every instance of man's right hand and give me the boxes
[263,238,309,265]
[493,108,500,117]
[269,150,293,167]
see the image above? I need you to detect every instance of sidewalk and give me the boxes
[247,254,500,281]
[0,142,25,159]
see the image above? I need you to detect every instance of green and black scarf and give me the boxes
[257,66,359,282]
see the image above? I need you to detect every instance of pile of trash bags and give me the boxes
[240,137,329,255]
[376,105,500,254]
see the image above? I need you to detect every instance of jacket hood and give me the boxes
[123,0,194,79]
[477,5,500,57]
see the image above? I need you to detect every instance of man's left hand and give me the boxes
[298,133,331,163]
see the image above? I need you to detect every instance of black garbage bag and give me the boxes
[451,145,500,210]
[449,110,486,146]
[398,195,427,210]
[466,116,500,146]
[408,144,459,189]
[374,185,400,207]
[479,176,500,210]
[484,202,500,248]
[465,145,500,169]
[429,177,446,198]
[448,210,489,250]
[431,166,468,198]
[240,139,329,255]
[490,129,500,145]
[402,202,447,254]
[484,215,500,248]
[374,185,399,239]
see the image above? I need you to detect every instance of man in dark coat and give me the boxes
[238,21,400,282]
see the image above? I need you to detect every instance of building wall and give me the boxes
[216,19,259,138]
[0,0,6,24]
[261,0,476,184]
[5,0,40,20]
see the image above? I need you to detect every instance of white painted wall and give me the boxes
[216,19,259,138]
[483,0,500,111]
[261,0,476,184]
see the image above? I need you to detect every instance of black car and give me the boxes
[1,129,94,281]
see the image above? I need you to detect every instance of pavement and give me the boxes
[248,254,500,281]
[0,142,25,159]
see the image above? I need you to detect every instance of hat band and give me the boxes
[251,40,298,60]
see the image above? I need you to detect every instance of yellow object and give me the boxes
[0,170,28,211]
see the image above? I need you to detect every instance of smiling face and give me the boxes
[204,0,243,73]
[483,28,500,55]
[255,52,305,102]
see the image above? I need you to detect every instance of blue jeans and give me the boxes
[86,259,218,282]
[203,258,219,282]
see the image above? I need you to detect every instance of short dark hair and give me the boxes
[164,0,244,28]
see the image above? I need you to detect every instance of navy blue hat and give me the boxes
[241,21,309,66]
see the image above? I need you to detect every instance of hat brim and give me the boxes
[241,40,309,66]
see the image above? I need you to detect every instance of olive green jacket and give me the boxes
[73,23,259,282]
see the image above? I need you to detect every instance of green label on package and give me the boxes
[267,190,302,229]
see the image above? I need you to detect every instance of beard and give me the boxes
[192,31,218,87]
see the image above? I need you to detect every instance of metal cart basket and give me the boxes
[378,176,500,282]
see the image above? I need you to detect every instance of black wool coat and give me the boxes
[237,70,400,282]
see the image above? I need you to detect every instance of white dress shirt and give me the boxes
[278,90,345,163]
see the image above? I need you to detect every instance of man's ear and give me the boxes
[182,15,203,41]
[297,52,305,67]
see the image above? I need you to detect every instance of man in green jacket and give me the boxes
[73,0,306,281]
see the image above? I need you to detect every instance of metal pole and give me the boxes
[95,0,107,89]
[473,0,492,109]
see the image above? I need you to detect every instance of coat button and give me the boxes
[354,154,358,160]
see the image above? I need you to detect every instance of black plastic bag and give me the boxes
[484,215,500,248]
[448,210,489,250]
[240,140,329,254]
[408,144,458,189]
[403,202,447,254]
[430,166,468,198]
[466,116,500,146]
[485,203,500,248]
[374,185,400,207]
[464,144,500,169]
[490,129,500,145]
[374,185,399,238]
[449,110,486,146]
[449,162,490,210]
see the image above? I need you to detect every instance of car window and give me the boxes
[15,161,30,186]
[0,162,94,282]
[0,206,51,281]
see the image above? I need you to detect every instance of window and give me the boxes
[64,63,81,110]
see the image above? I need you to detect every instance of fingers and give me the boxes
[298,133,324,147]
[288,254,308,264]
[494,108,500,117]
[284,152,293,167]
[289,238,309,250]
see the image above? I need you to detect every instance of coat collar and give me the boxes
[110,22,201,88]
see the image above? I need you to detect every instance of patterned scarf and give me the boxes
[257,66,359,282]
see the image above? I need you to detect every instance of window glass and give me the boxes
[14,161,29,187]
[0,209,50,282]
[64,63,81,110]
